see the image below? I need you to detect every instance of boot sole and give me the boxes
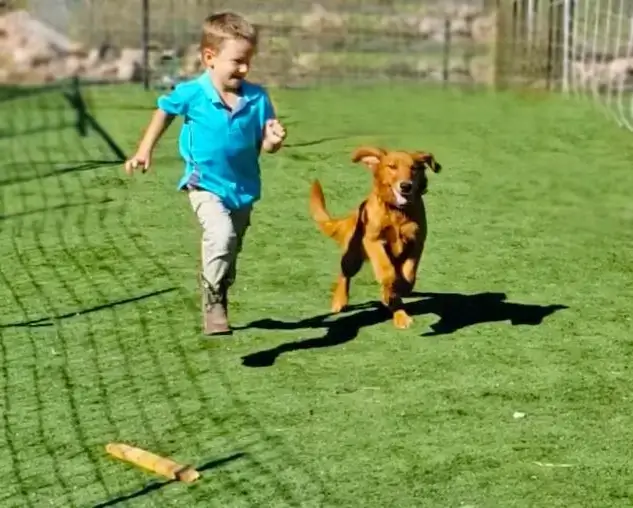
[203,328,233,336]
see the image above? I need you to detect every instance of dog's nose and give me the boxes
[399,180,413,194]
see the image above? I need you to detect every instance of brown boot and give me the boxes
[201,277,231,336]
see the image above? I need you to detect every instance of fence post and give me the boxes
[443,17,451,86]
[561,0,574,93]
[493,0,566,90]
[546,0,565,90]
[142,0,150,90]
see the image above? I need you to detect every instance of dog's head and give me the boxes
[351,146,442,207]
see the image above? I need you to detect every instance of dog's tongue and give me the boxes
[393,188,408,207]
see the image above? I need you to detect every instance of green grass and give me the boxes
[1,81,633,508]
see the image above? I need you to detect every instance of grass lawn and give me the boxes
[1,81,633,508]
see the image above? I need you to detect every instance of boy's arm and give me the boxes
[126,83,191,173]
[260,91,285,154]
[137,109,175,157]
[125,109,174,173]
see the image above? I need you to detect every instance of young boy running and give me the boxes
[125,12,287,336]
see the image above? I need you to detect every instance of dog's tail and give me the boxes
[309,180,357,247]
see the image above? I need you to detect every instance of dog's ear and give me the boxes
[351,146,386,171]
[412,151,442,173]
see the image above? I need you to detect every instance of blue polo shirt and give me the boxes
[157,71,276,210]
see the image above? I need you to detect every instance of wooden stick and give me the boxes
[105,442,200,483]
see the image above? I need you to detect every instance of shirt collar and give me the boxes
[197,71,257,105]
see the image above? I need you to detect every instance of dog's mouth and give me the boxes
[392,187,410,207]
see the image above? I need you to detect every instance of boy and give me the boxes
[124,12,287,336]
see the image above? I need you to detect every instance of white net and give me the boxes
[565,0,633,130]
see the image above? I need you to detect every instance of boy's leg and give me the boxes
[225,206,252,290]
[188,189,237,335]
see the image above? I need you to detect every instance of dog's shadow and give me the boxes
[236,291,568,368]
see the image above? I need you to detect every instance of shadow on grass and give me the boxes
[0,122,73,139]
[284,135,353,148]
[0,197,114,221]
[0,160,121,187]
[92,452,247,507]
[0,287,178,329]
[237,291,568,368]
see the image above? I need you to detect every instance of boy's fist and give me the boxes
[264,119,286,145]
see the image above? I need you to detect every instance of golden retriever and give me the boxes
[309,146,442,328]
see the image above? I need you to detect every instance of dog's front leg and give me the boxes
[363,238,413,329]
[331,275,350,313]
[331,241,364,313]
[398,241,424,296]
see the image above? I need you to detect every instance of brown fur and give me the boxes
[309,146,442,329]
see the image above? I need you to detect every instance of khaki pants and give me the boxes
[188,189,251,292]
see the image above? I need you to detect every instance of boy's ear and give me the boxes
[411,151,442,173]
[201,48,215,67]
[351,146,386,171]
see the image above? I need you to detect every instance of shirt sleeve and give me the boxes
[261,90,277,128]
[157,82,192,116]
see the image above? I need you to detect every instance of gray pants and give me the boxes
[188,189,251,292]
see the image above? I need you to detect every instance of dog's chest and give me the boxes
[382,220,418,258]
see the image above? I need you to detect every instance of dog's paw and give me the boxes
[331,299,347,313]
[331,287,348,313]
[393,309,413,329]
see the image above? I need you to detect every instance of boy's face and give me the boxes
[203,37,255,92]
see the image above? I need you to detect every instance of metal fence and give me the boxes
[2,0,633,126]
[1,0,495,89]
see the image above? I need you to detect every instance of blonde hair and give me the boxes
[200,12,258,52]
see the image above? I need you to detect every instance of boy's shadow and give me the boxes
[236,291,567,368]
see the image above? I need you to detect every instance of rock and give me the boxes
[180,44,201,76]
[469,55,495,85]
[3,10,77,53]
[0,9,151,84]
[457,3,483,20]
[116,59,142,82]
[64,55,84,76]
[418,17,446,39]
[84,48,102,68]
[471,13,497,45]
[293,52,321,73]
[450,16,471,38]
[301,3,346,32]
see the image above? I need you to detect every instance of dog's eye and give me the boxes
[387,163,397,170]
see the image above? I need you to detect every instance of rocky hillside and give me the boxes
[0,4,499,87]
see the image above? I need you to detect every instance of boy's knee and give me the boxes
[203,223,236,255]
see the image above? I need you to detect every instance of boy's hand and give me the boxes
[124,109,175,174]
[124,151,151,175]
[263,119,287,147]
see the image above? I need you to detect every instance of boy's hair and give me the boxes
[200,12,258,52]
